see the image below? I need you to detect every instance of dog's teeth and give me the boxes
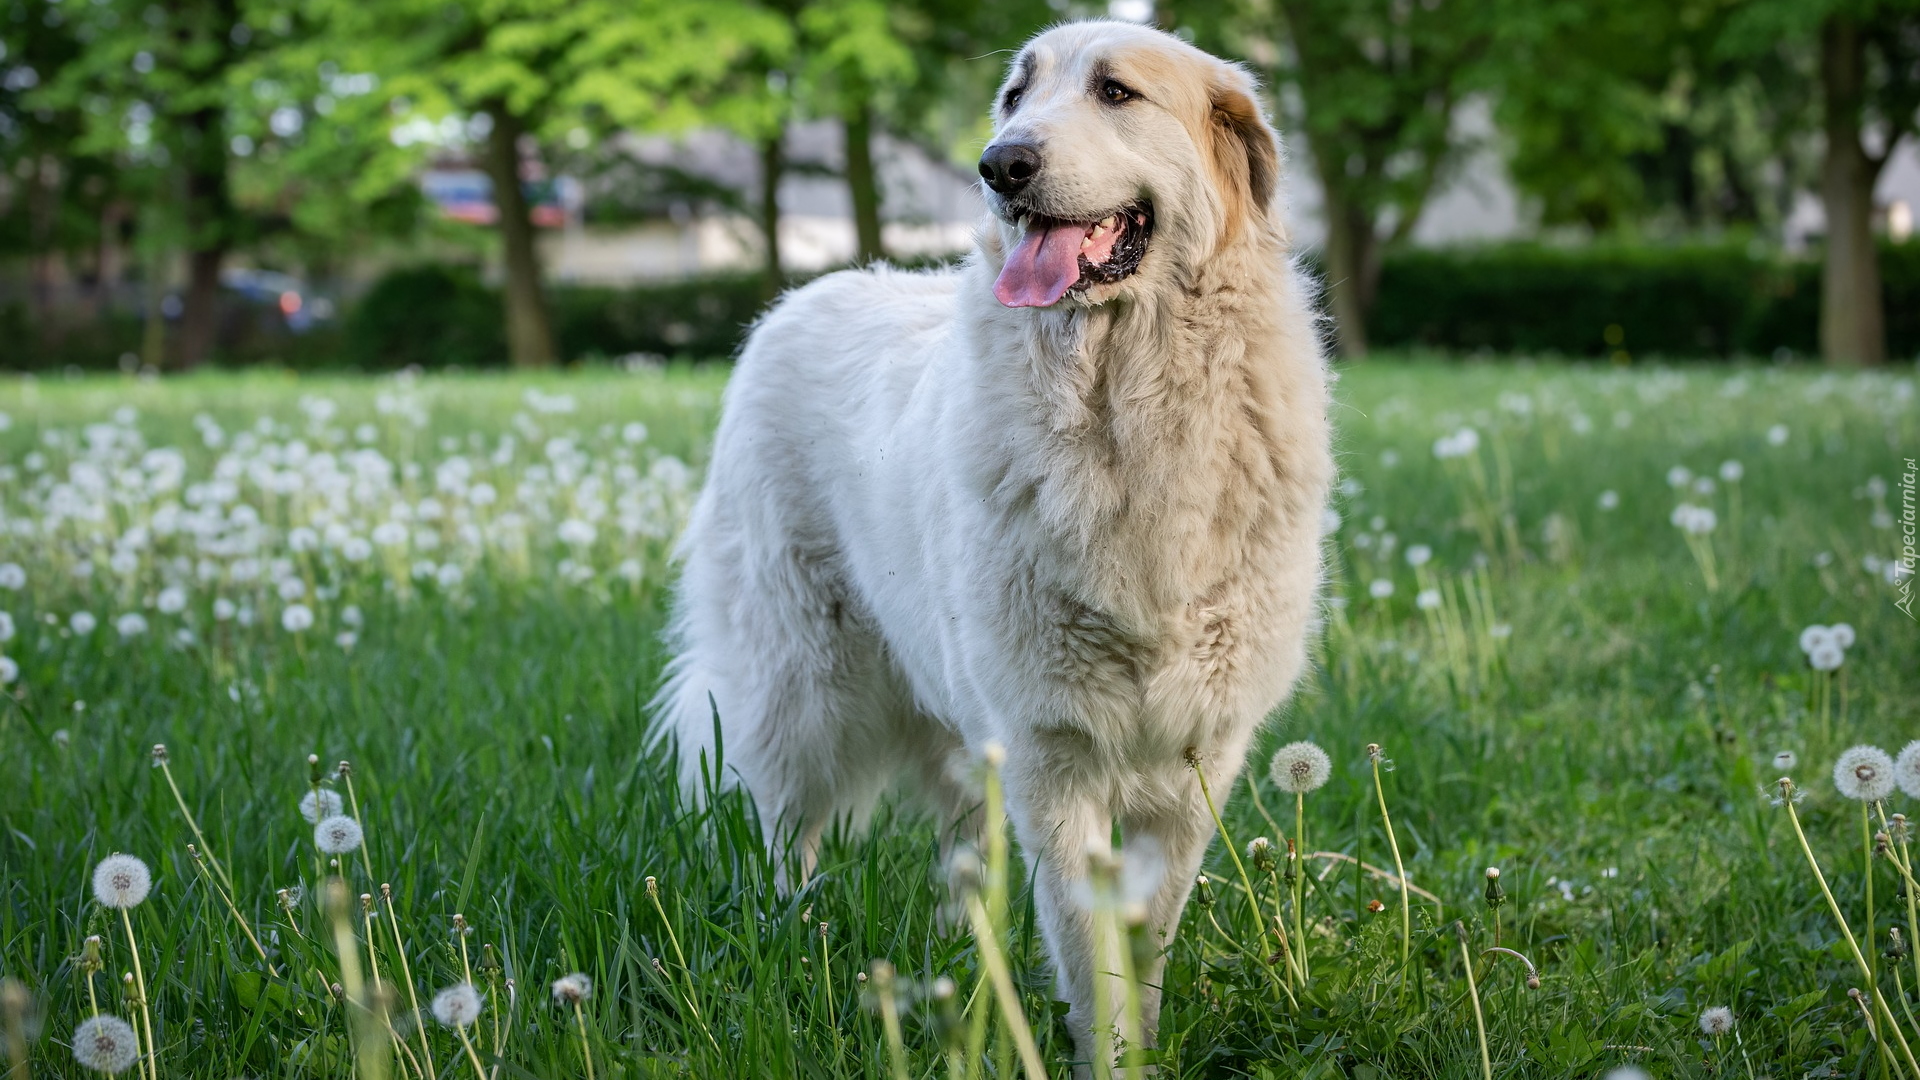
[1081,237,1093,250]
[1099,215,1116,229]
[1090,225,1107,239]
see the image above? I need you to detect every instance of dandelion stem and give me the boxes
[363,906,423,1080]
[1782,791,1920,1078]
[453,1023,489,1080]
[188,845,273,971]
[818,924,844,1064]
[121,909,157,1080]
[962,893,1050,1080]
[872,962,912,1080]
[645,881,721,1055]
[326,878,389,1080]
[1458,926,1492,1080]
[1371,752,1412,974]
[1191,759,1296,1004]
[381,885,438,1080]
[572,1001,596,1080]
[1867,802,1880,987]
[1295,791,1309,981]
[342,770,379,896]
[156,756,235,897]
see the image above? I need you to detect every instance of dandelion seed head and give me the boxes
[314,815,363,854]
[1799,624,1833,654]
[71,1014,140,1073]
[1268,741,1332,794]
[1895,742,1920,800]
[1719,460,1744,482]
[1405,544,1432,567]
[281,604,314,633]
[1597,489,1620,511]
[1830,623,1856,649]
[551,973,592,1006]
[1835,745,1896,802]
[1773,751,1798,772]
[91,854,151,909]
[300,788,343,822]
[1809,641,1845,672]
[1416,588,1442,610]
[431,982,482,1027]
[1368,578,1394,599]
[1699,1005,1733,1035]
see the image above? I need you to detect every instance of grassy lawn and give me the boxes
[1,357,1916,1078]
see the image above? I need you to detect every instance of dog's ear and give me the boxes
[1209,73,1279,223]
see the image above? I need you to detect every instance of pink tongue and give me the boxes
[994,222,1086,308]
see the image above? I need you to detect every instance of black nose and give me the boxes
[978,143,1041,196]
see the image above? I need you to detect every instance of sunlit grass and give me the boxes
[1,355,1916,1077]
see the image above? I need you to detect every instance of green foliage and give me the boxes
[1371,240,1920,358]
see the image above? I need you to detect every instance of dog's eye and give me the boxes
[1100,79,1133,104]
[1003,87,1024,112]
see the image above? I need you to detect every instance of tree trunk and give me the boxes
[1318,175,1382,359]
[844,90,884,263]
[1819,14,1886,366]
[176,105,233,369]
[759,131,786,301]
[484,104,558,369]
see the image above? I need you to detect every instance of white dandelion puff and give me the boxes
[280,604,314,633]
[314,815,364,855]
[71,1014,140,1073]
[1368,579,1395,600]
[432,982,483,1027]
[1799,625,1833,654]
[1835,745,1896,802]
[1416,588,1442,610]
[551,973,592,1006]
[1268,741,1333,794]
[1809,642,1845,672]
[1773,751,1798,772]
[300,789,344,823]
[0,563,23,590]
[70,611,98,635]
[1405,544,1432,567]
[1666,465,1693,488]
[1895,742,1920,800]
[0,656,17,684]
[91,854,152,909]
[1597,490,1620,511]
[155,587,187,614]
[1766,424,1789,446]
[1830,623,1856,649]
[114,613,147,638]
[1719,460,1744,482]
[1698,1005,1734,1036]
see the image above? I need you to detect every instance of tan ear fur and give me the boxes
[1209,78,1279,229]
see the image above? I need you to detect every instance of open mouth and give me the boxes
[993,202,1154,309]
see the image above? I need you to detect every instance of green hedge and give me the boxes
[1369,240,1920,359]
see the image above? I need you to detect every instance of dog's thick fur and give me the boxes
[658,20,1333,1065]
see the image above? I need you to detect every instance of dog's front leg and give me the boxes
[1000,761,1116,1076]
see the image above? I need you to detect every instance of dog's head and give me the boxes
[979,20,1280,310]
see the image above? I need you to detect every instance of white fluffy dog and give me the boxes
[658,19,1333,1065]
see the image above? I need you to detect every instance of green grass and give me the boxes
[1,356,1916,1078]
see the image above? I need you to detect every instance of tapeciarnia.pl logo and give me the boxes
[1898,457,1916,621]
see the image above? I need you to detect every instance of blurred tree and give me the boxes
[0,0,127,338]
[1196,0,1508,357]
[1496,0,1819,236]
[304,0,788,364]
[1721,0,1919,366]
[34,0,256,368]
